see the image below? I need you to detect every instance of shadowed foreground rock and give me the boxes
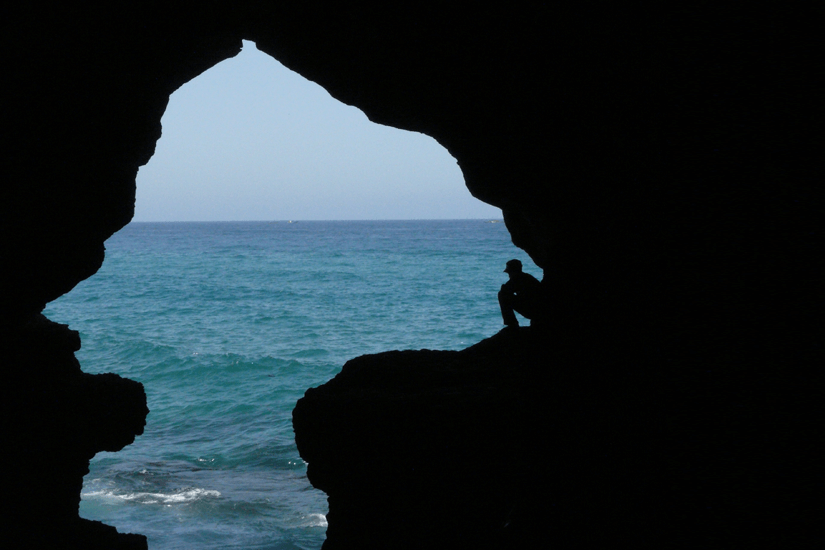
[295,327,691,549]
[294,329,536,549]
[1,315,149,549]
[295,324,822,549]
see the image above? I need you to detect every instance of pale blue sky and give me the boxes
[134,41,501,221]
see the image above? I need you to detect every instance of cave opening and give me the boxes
[43,40,533,549]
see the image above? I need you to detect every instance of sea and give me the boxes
[43,220,534,550]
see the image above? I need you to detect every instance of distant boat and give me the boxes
[486,220,501,223]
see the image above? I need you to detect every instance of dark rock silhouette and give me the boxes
[2,315,148,548]
[1,2,819,548]
[294,330,533,550]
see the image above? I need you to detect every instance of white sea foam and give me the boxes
[83,488,221,505]
[304,513,328,528]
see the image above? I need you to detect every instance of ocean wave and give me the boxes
[83,487,221,505]
[289,348,329,358]
[301,513,328,528]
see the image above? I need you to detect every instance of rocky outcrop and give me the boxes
[294,330,533,549]
[2,315,148,548]
[296,321,822,549]
[1,2,818,548]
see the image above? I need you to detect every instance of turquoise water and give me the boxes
[44,220,534,549]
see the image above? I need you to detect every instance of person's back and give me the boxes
[501,270,541,298]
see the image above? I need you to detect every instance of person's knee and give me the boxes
[511,296,534,319]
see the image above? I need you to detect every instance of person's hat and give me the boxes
[504,259,522,273]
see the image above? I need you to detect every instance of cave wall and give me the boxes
[1,2,818,548]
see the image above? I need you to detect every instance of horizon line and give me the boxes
[128,218,505,223]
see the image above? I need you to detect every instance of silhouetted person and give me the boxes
[498,259,543,328]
